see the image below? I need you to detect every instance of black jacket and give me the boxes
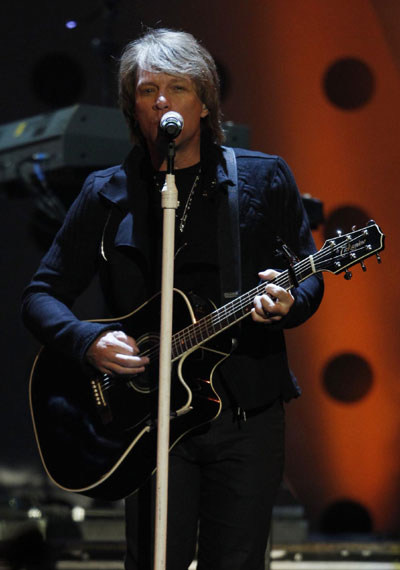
[21,144,324,410]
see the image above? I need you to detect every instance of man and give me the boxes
[22,28,323,570]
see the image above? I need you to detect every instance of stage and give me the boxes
[0,501,399,569]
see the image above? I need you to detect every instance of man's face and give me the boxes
[134,69,209,160]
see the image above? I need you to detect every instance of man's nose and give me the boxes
[154,93,169,110]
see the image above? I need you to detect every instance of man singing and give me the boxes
[22,28,324,570]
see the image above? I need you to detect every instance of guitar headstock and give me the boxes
[315,220,385,278]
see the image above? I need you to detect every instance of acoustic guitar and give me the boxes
[29,221,385,500]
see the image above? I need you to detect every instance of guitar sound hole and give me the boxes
[128,333,159,393]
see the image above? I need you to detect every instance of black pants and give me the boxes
[125,398,285,570]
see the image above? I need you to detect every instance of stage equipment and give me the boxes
[0,104,132,188]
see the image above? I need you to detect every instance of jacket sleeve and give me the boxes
[21,172,122,365]
[263,156,324,329]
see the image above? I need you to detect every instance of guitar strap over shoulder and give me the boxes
[219,146,242,305]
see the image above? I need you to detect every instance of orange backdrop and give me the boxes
[238,0,400,534]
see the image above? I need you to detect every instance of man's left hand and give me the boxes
[252,269,294,324]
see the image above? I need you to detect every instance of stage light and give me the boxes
[71,506,86,522]
[27,507,42,519]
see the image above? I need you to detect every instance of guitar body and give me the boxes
[29,290,229,500]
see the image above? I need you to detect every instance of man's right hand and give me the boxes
[86,330,149,376]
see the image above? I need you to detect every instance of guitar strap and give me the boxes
[219,146,242,305]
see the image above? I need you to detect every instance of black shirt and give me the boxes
[150,163,220,305]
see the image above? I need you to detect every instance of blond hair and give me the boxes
[118,28,224,144]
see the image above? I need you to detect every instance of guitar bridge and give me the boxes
[90,378,113,425]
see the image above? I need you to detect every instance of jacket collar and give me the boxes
[98,145,149,209]
[217,147,234,187]
[98,143,233,204]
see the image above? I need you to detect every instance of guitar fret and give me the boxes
[297,258,313,284]
[193,322,205,344]
[194,318,210,344]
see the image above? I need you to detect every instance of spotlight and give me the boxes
[65,20,78,30]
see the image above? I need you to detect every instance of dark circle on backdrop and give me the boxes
[31,53,85,107]
[215,59,231,102]
[323,353,373,403]
[320,499,373,534]
[323,58,375,110]
[323,205,371,241]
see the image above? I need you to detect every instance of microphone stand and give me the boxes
[153,140,178,570]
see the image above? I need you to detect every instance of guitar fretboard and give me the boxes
[138,222,382,362]
[170,256,315,359]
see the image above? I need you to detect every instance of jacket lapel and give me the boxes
[96,145,235,270]
[98,147,152,264]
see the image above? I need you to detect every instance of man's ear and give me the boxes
[201,103,209,118]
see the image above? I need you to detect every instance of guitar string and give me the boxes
[127,231,377,366]
[136,232,376,364]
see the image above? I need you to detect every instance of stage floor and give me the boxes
[2,539,398,569]
[0,502,399,569]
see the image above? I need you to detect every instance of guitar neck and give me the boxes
[171,256,316,359]
[171,220,385,359]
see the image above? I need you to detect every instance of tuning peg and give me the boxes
[352,225,357,231]
[376,253,382,264]
[337,229,343,237]
[344,269,352,280]
[361,261,367,272]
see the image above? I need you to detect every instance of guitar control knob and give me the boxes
[344,269,352,280]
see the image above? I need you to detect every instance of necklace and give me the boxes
[153,167,202,233]
[178,168,201,233]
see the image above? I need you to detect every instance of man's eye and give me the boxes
[139,87,155,94]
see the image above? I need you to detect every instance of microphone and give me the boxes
[159,111,184,139]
